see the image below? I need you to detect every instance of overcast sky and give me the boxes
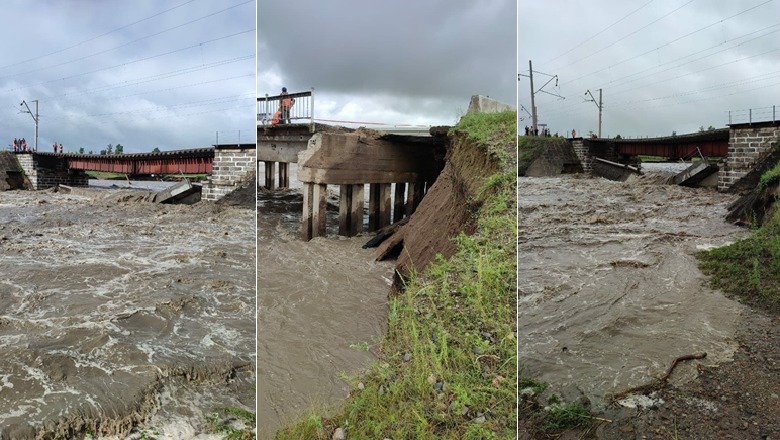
[0,0,255,154]
[519,0,780,138]
[258,0,516,129]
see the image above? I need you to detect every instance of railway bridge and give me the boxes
[12,144,255,201]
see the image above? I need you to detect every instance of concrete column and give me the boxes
[265,161,276,189]
[350,184,364,236]
[312,183,328,238]
[278,162,289,188]
[368,183,380,232]
[302,182,313,240]
[393,182,406,223]
[379,183,392,228]
[338,184,352,236]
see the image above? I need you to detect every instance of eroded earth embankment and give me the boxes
[0,185,255,438]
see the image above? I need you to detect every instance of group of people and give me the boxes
[52,142,64,154]
[11,137,29,152]
[271,87,295,125]
[524,126,557,137]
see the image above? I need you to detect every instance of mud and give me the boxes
[0,188,255,438]
[257,187,393,439]
[518,173,749,411]
[376,131,502,278]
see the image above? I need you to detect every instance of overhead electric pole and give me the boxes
[585,89,602,138]
[519,60,565,136]
[529,60,537,134]
[20,99,39,152]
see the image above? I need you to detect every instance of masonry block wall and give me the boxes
[525,139,583,176]
[571,139,594,173]
[719,122,780,191]
[202,145,257,201]
[16,154,89,189]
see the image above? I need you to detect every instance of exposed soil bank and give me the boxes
[0,187,255,438]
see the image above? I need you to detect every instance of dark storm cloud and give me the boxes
[259,0,516,126]
[519,0,780,138]
[0,0,255,153]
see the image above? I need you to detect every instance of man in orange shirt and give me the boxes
[280,87,295,124]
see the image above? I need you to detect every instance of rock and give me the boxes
[472,347,482,355]
[357,382,364,390]
[434,381,443,392]
[403,353,412,362]
[473,415,486,424]
[332,427,346,440]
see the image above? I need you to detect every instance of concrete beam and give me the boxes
[297,133,439,185]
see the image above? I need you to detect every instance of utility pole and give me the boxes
[585,89,602,138]
[20,100,39,152]
[529,60,537,134]
[519,60,564,136]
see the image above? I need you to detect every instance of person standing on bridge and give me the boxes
[280,87,295,124]
[58,144,63,154]
[53,142,57,153]
[12,138,18,152]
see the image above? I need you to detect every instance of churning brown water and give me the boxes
[0,188,255,438]
[257,188,393,438]
[518,172,749,408]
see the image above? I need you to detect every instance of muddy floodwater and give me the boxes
[518,172,750,408]
[257,187,393,438]
[0,188,255,438]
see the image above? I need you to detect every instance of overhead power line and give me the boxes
[539,0,655,68]
[0,0,197,71]
[556,0,697,74]
[0,0,254,82]
[1,29,254,95]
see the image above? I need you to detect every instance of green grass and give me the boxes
[757,158,780,191]
[207,406,256,439]
[697,209,780,312]
[277,113,517,440]
[86,171,126,180]
[450,110,517,170]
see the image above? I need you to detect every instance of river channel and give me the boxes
[257,170,394,438]
[0,185,255,438]
[518,168,750,408]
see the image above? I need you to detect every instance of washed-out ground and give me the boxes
[518,170,780,439]
[0,186,255,438]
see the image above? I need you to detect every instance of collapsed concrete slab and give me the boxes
[153,179,201,204]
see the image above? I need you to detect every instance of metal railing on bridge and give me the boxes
[258,88,314,131]
[727,105,779,125]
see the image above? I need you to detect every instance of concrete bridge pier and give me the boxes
[338,184,365,236]
[297,131,442,241]
[261,161,291,189]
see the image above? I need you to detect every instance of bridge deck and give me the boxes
[41,148,215,175]
[614,128,729,158]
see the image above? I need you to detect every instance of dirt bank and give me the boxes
[377,112,514,279]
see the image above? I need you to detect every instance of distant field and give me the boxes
[85,171,208,181]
